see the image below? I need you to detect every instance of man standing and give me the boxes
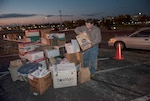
[75,19,102,75]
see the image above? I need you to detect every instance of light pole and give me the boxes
[59,10,62,29]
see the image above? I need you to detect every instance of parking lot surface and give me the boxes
[0,30,150,101]
[0,47,150,101]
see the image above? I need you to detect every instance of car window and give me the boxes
[131,29,150,37]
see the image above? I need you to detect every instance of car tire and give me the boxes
[114,42,126,50]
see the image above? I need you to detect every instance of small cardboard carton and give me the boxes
[28,71,52,95]
[65,52,80,66]
[76,32,91,51]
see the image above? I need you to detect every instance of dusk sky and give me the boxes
[0,0,150,26]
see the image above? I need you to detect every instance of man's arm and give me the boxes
[91,28,102,46]
[74,26,84,34]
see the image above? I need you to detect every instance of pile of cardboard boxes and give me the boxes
[8,29,91,95]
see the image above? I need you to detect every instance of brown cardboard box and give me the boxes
[50,38,58,46]
[78,67,91,84]
[7,34,13,40]
[76,32,91,51]
[41,38,51,45]
[35,45,53,52]
[57,40,66,46]
[65,52,80,66]
[40,29,51,38]
[28,72,52,95]
[49,38,66,46]
[9,59,23,68]
[76,52,83,67]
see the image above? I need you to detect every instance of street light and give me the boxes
[59,10,62,29]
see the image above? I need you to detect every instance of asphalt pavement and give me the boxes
[0,47,150,101]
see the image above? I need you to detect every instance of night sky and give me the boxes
[0,0,150,25]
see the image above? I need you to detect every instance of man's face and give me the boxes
[85,22,93,30]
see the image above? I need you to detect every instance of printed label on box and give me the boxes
[53,63,77,88]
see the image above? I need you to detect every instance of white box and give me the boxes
[26,51,44,62]
[45,49,60,58]
[65,43,74,54]
[56,33,65,39]
[45,33,56,39]
[71,39,80,53]
[49,34,56,39]
[18,42,35,54]
[25,30,40,37]
[33,42,42,48]
[53,63,77,88]
[18,45,35,54]
[8,67,24,81]
[65,39,80,54]
[33,58,47,69]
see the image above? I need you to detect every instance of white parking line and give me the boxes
[97,57,110,61]
[0,71,9,79]
[130,94,150,101]
[95,61,150,74]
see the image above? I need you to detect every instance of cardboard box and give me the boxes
[65,43,74,54]
[57,40,66,46]
[24,36,40,42]
[50,38,58,46]
[6,34,13,40]
[8,67,24,81]
[41,33,56,39]
[56,33,65,39]
[40,37,51,45]
[25,30,40,37]
[18,42,35,54]
[53,45,65,57]
[18,46,35,55]
[33,58,47,69]
[76,52,84,67]
[33,42,42,48]
[9,59,23,68]
[65,53,80,66]
[28,72,52,95]
[45,49,60,58]
[40,29,51,38]
[26,51,44,62]
[35,45,53,52]
[53,63,77,88]
[65,40,80,54]
[76,32,91,51]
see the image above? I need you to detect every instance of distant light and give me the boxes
[21,28,25,31]
[113,27,116,30]
[3,35,6,38]
[139,12,142,15]
[19,36,21,39]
